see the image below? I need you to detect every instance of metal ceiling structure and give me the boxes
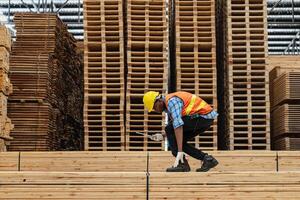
[268,0,300,55]
[0,0,83,40]
[0,0,299,54]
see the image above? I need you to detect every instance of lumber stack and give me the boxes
[8,13,83,151]
[268,56,300,150]
[1,151,300,199]
[174,0,217,150]
[126,0,167,150]
[83,0,125,150]
[0,26,13,151]
[220,0,270,150]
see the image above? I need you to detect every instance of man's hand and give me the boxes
[150,133,164,141]
[173,152,184,167]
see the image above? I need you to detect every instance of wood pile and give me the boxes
[1,151,300,199]
[8,13,83,151]
[0,25,13,152]
[83,0,125,150]
[218,0,270,150]
[174,0,218,150]
[126,0,167,150]
[268,56,300,150]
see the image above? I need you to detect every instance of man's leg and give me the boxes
[181,116,214,160]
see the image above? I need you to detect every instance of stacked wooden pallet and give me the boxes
[222,0,270,150]
[8,13,83,151]
[268,56,300,150]
[174,0,218,150]
[0,26,13,151]
[126,0,167,150]
[83,0,125,150]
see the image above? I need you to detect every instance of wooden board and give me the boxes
[149,151,277,172]
[0,152,19,170]
[277,151,300,171]
[20,151,147,172]
[149,172,300,200]
[0,171,146,199]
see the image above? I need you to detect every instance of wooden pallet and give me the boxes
[223,0,270,150]
[83,0,125,150]
[174,0,217,150]
[126,0,168,151]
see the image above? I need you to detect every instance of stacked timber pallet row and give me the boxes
[8,13,83,151]
[175,0,217,150]
[83,0,125,150]
[223,0,270,150]
[0,26,13,151]
[126,0,168,150]
[268,56,300,150]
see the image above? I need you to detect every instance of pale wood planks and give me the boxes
[0,152,19,171]
[0,26,13,152]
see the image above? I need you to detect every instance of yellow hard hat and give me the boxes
[143,91,159,112]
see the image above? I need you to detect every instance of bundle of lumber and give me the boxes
[8,13,83,151]
[268,56,300,150]
[0,25,13,151]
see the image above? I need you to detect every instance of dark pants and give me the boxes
[165,116,214,161]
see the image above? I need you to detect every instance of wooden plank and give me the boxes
[0,152,19,171]
[149,151,277,172]
[20,151,147,172]
[278,151,300,171]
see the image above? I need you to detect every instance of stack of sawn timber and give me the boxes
[219,0,270,150]
[8,13,83,151]
[268,56,300,150]
[0,25,14,151]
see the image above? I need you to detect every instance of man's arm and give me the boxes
[174,126,183,152]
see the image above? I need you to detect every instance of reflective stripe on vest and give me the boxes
[165,91,212,116]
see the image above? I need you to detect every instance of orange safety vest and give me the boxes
[165,91,212,116]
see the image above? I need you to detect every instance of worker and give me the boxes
[143,91,219,172]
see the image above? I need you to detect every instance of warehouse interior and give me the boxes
[0,0,300,199]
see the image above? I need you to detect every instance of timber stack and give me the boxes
[8,13,83,151]
[0,25,13,151]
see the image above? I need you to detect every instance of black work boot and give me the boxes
[196,155,218,172]
[166,157,191,172]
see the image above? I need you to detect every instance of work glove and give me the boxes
[150,133,164,142]
[173,152,184,167]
